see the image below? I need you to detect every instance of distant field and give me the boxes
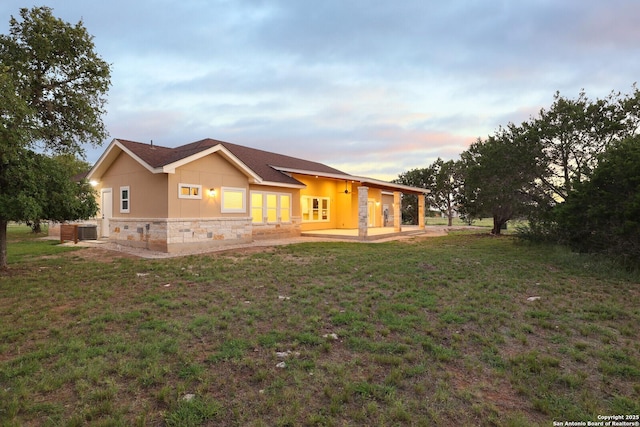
[424,217,526,229]
[425,217,493,227]
[1,226,638,426]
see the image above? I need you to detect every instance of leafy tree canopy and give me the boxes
[454,86,640,237]
[0,151,97,223]
[531,87,640,202]
[0,6,110,270]
[428,158,461,226]
[1,6,111,155]
[458,123,545,234]
[554,135,640,265]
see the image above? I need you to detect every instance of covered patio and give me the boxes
[301,225,428,241]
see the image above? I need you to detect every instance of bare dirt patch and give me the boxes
[61,247,141,262]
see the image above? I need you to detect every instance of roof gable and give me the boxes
[88,138,428,194]
[88,138,350,187]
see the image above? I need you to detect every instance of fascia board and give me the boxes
[270,166,356,182]
[256,181,307,189]
[272,166,428,194]
[116,140,163,174]
[359,177,430,195]
[86,139,116,181]
[87,138,159,180]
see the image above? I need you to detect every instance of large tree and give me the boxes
[427,158,461,226]
[27,154,95,233]
[554,135,640,265]
[517,87,640,238]
[458,124,545,234]
[0,151,98,227]
[531,88,640,202]
[0,7,110,270]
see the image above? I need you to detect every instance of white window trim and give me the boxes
[178,183,202,200]
[279,194,291,223]
[250,191,292,224]
[120,186,130,213]
[302,196,330,223]
[221,186,247,213]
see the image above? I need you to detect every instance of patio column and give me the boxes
[394,191,401,232]
[358,186,369,240]
[418,193,425,230]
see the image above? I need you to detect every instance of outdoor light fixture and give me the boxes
[208,188,217,197]
[89,180,98,187]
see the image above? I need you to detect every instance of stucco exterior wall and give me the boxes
[295,175,388,231]
[168,153,248,219]
[297,175,339,231]
[333,190,357,228]
[98,152,169,219]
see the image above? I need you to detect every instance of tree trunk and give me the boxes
[446,199,454,226]
[0,219,8,271]
[492,215,505,235]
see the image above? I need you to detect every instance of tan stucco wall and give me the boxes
[334,189,357,228]
[294,175,388,231]
[297,176,337,231]
[168,153,249,219]
[98,152,168,218]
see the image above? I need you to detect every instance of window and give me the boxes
[250,191,292,223]
[120,186,130,213]
[280,194,291,222]
[302,196,329,222]
[266,194,277,222]
[251,193,263,223]
[221,187,246,213]
[178,183,202,199]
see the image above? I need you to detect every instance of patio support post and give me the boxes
[418,193,425,230]
[393,191,401,233]
[358,186,369,240]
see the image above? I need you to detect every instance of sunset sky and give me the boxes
[2,1,639,180]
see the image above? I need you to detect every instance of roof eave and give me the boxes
[87,138,162,181]
[272,166,428,194]
[360,178,430,195]
[257,181,307,189]
[270,166,356,182]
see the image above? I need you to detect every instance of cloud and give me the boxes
[2,0,639,179]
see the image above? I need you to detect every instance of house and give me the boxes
[86,138,428,253]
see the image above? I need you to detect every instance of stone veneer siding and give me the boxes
[252,216,301,240]
[108,218,253,253]
[358,186,369,239]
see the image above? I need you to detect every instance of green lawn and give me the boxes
[4,224,80,264]
[1,226,639,426]
[424,216,493,227]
